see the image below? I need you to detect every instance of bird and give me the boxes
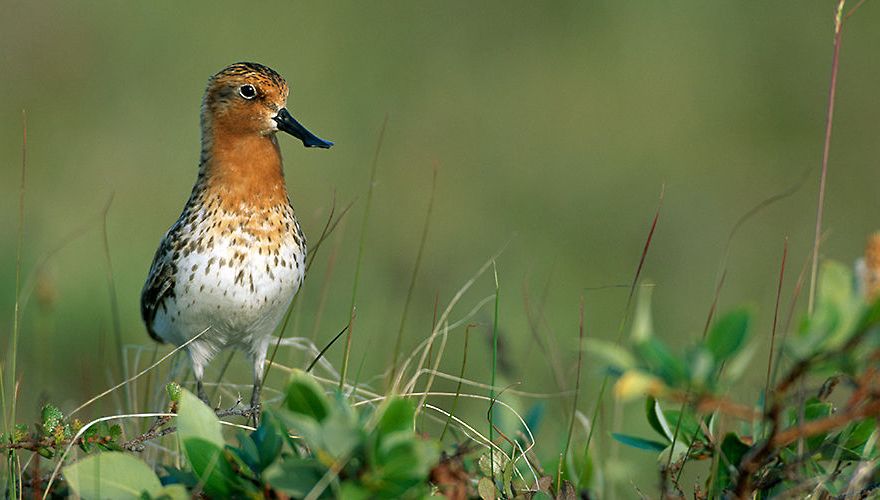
[140,62,332,413]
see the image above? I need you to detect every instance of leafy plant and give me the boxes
[51,370,441,499]
[607,261,880,498]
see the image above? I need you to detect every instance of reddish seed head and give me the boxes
[864,232,880,301]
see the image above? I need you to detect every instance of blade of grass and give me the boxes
[585,185,664,456]
[773,251,813,385]
[340,114,389,390]
[99,195,129,412]
[672,169,810,482]
[808,0,847,316]
[309,227,344,342]
[489,261,500,485]
[763,238,788,425]
[802,0,852,466]
[211,351,237,402]
[6,111,27,500]
[389,164,438,391]
[262,192,354,392]
[306,193,355,274]
[440,324,472,441]
[522,262,569,393]
[8,111,27,429]
[70,327,211,416]
[400,244,508,397]
[306,323,351,373]
[562,296,586,482]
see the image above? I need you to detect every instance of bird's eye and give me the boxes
[239,84,257,99]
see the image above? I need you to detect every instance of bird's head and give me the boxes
[202,62,333,148]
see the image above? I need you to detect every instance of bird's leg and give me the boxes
[196,378,210,406]
[250,346,268,426]
[192,354,211,406]
[250,382,262,426]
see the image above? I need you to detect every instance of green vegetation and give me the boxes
[6,262,880,497]
[3,0,880,498]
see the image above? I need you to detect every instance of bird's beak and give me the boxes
[273,108,334,149]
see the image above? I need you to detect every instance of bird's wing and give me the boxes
[140,230,178,343]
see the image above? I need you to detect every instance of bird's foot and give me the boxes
[215,397,260,424]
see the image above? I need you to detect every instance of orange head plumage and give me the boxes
[201,62,333,148]
[197,62,332,210]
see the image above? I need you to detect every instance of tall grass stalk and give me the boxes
[309,230,344,342]
[389,165,438,391]
[808,0,849,315]
[584,186,663,457]
[562,296,585,482]
[6,111,27,499]
[489,261,500,483]
[340,115,388,390]
[763,238,788,419]
[523,267,568,392]
[70,327,210,416]
[668,174,808,481]
[262,193,353,391]
[99,196,129,413]
[439,324,471,441]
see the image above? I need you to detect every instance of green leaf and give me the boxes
[645,398,673,442]
[477,477,496,500]
[181,438,237,497]
[794,262,861,356]
[803,400,833,451]
[64,452,162,499]
[321,410,363,458]
[686,347,715,386]
[635,338,687,385]
[276,409,325,450]
[611,433,667,452]
[376,433,439,481]
[712,433,751,494]
[706,309,750,363]
[264,458,327,497]
[176,389,223,448]
[630,286,654,343]
[666,410,701,444]
[153,484,188,500]
[843,417,876,451]
[366,433,439,497]
[338,482,372,500]
[234,431,261,474]
[284,370,331,422]
[583,339,637,371]
[571,446,594,490]
[658,439,692,465]
[249,410,283,472]
[376,398,415,437]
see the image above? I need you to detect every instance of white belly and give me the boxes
[150,227,305,369]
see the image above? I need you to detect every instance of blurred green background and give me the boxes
[2,0,879,493]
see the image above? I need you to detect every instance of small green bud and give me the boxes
[41,404,64,436]
[13,424,29,443]
[53,424,66,446]
[166,382,182,402]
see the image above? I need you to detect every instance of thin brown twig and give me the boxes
[764,238,788,415]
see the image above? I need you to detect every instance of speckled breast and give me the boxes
[153,201,306,348]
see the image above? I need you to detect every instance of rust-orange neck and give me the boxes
[200,129,289,211]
